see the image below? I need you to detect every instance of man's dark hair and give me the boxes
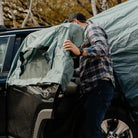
[68,13,86,23]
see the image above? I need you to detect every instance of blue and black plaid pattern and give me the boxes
[80,24,115,92]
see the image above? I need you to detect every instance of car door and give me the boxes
[0,35,16,136]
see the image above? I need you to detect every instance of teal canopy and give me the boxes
[88,0,138,119]
[7,23,84,91]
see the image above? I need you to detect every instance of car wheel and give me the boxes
[101,108,137,138]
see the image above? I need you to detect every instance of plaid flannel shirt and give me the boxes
[77,24,115,92]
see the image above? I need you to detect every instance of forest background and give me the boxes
[1,0,128,28]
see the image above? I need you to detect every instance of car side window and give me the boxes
[0,36,9,72]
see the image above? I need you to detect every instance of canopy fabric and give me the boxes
[7,23,84,91]
[88,0,138,119]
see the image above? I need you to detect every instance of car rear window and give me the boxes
[0,36,9,72]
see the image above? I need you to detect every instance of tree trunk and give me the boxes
[91,0,97,16]
[0,0,4,25]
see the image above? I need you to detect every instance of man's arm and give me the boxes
[63,25,109,57]
[84,25,109,57]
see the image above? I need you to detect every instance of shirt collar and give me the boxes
[84,24,88,31]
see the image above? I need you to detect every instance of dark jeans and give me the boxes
[83,80,114,138]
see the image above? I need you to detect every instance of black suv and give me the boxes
[0,25,138,138]
[0,26,50,138]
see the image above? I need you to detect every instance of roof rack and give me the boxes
[0,25,51,32]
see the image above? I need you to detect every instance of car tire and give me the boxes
[101,108,137,138]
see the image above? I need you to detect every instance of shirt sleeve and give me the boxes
[84,25,110,57]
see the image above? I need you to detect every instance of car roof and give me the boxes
[0,26,51,36]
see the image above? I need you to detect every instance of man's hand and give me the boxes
[63,40,80,56]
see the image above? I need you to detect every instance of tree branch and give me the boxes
[76,0,93,15]
[22,0,39,27]
[10,8,17,28]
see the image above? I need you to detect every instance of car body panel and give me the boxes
[7,84,59,138]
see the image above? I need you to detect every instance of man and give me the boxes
[63,13,115,138]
